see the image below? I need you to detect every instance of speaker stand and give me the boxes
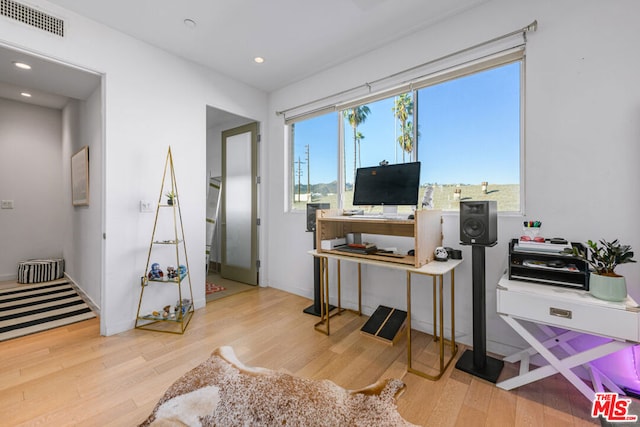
[455,244,504,383]
[303,229,335,316]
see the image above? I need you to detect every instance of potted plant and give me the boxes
[571,239,636,301]
[165,191,176,205]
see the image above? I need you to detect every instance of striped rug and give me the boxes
[0,280,96,342]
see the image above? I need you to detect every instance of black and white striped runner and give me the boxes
[0,280,96,341]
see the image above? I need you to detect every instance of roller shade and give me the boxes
[278,21,535,124]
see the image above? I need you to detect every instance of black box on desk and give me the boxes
[360,305,407,345]
[508,238,589,290]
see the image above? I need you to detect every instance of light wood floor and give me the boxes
[0,286,600,426]
[205,271,256,302]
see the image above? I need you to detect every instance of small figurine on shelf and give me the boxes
[162,305,171,318]
[178,264,187,279]
[166,265,177,280]
[175,298,191,316]
[148,263,164,280]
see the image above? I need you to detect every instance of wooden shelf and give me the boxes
[146,273,188,285]
[315,209,442,267]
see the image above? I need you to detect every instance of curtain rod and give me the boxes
[275,20,538,117]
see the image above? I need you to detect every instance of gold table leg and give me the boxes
[357,263,362,315]
[313,256,347,336]
[314,256,330,335]
[406,270,459,380]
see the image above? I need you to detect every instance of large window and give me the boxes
[288,58,522,213]
[290,112,339,211]
[417,62,521,212]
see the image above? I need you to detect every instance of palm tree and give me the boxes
[343,106,371,184]
[356,131,365,168]
[393,93,414,162]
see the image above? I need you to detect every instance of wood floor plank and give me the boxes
[0,285,604,426]
[486,385,517,426]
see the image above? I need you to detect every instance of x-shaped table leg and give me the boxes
[497,314,632,400]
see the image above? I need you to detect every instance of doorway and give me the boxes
[0,43,105,332]
[205,107,259,294]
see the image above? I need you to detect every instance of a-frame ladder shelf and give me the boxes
[135,146,194,334]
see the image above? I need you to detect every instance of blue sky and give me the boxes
[293,62,521,186]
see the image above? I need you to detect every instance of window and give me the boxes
[288,58,522,213]
[290,112,339,210]
[417,62,521,212]
[341,94,416,214]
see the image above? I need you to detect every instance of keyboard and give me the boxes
[353,214,410,220]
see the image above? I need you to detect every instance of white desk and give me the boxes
[496,276,640,400]
[309,250,462,380]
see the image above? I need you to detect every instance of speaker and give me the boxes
[460,201,497,245]
[306,203,330,232]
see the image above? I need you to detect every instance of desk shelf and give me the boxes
[315,209,442,267]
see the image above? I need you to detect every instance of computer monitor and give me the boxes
[352,162,421,207]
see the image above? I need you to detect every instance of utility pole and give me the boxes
[305,145,310,201]
[295,156,305,202]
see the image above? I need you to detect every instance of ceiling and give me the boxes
[0,0,486,109]
[0,45,101,108]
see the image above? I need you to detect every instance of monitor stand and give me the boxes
[382,205,398,217]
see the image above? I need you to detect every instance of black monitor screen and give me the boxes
[352,162,421,206]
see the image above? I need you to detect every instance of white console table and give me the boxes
[496,275,640,400]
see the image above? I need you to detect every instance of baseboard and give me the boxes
[65,274,101,317]
[0,273,17,282]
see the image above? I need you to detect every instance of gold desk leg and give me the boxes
[432,276,437,340]
[324,257,330,335]
[337,260,342,312]
[313,257,345,336]
[406,271,412,373]
[451,269,457,358]
[439,274,445,373]
[319,256,325,319]
[407,270,459,381]
[314,256,331,335]
[357,263,362,315]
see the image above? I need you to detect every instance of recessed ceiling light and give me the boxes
[183,18,197,29]
[20,92,32,98]
[254,57,265,64]
[13,61,32,70]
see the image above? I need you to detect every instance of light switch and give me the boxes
[140,200,154,213]
[1,200,14,209]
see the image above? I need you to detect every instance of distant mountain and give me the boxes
[296,181,352,195]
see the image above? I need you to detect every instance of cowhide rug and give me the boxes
[140,346,418,426]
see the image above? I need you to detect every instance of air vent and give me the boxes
[1,0,64,37]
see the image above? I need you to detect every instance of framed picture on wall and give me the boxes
[71,146,89,206]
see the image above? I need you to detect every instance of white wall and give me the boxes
[61,86,102,309]
[266,0,640,356]
[0,0,268,335]
[0,98,64,280]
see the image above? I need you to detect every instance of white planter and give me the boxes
[589,273,627,302]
